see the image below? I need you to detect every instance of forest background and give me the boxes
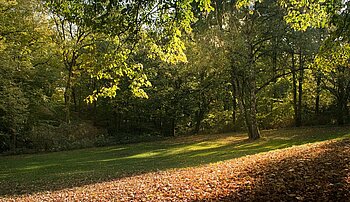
[0,0,349,153]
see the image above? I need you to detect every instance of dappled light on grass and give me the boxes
[0,126,349,196]
[2,138,349,201]
[92,147,127,154]
[18,164,59,171]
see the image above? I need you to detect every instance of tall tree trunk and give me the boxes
[315,72,321,115]
[247,43,261,140]
[232,89,237,128]
[291,51,298,126]
[215,0,223,29]
[233,43,261,140]
[248,78,260,140]
[296,50,303,127]
[170,118,176,136]
[194,111,202,134]
[64,67,72,124]
[231,77,237,130]
[92,78,98,125]
[234,71,260,140]
[10,128,16,151]
[194,96,208,134]
[72,86,77,112]
[240,92,260,140]
[337,96,345,125]
[337,69,346,125]
[64,51,77,124]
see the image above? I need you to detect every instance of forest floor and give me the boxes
[0,126,350,201]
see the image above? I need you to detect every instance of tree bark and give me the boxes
[247,43,261,140]
[63,50,78,123]
[291,51,298,126]
[315,72,321,115]
[337,96,345,125]
[64,67,72,124]
[337,68,346,125]
[296,50,303,127]
[194,111,202,134]
[231,74,238,130]
[234,67,261,140]
[248,76,260,140]
[72,86,77,112]
[232,83,237,129]
[10,128,16,151]
[170,118,176,136]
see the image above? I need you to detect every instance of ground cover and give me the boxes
[0,126,349,200]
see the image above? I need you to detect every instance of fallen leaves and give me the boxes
[1,138,349,201]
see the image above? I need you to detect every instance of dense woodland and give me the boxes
[0,0,349,153]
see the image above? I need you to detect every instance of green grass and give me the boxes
[1,126,350,196]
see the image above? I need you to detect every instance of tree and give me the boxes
[314,42,350,125]
[0,0,59,151]
[44,0,213,123]
[225,0,290,139]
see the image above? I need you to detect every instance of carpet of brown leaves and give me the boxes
[2,139,349,201]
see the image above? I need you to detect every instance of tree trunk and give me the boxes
[337,71,346,125]
[240,94,260,140]
[337,97,345,125]
[72,86,77,112]
[291,51,298,126]
[315,72,321,115]
[246,105,260,140]
[64,51,78,124]
[232,86,237,129]
[170,118,176,136]
[248,79,260,140]
[215,0,223,29]
[10,128,16,151]
[233,42,261,140]
[64,68,72,124]
[234,72,260,140]
[296,50,303,127]
[230,56,240,130]
[247,43,261,140]
[91,78,98,125]
[194,112,201,134]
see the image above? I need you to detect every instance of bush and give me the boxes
[28,120,108,152]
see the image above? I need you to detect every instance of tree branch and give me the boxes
[256,67,309,94]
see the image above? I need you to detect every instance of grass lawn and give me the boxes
[1,126,350,196]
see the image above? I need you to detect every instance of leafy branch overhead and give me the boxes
[236,0,345,31]
[45,0,213,102]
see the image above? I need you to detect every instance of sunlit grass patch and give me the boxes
[0,126,349,196]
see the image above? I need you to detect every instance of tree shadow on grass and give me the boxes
[0,126,349,197]
[215,139,350,201]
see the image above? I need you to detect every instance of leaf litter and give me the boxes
[1,138,349,201]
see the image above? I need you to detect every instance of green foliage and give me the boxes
[44,0,214,102]
[0,0,350,152]
[315,43,350,71]
[28,121,107,152]
[0,84,29,151]
[0,0,61,151]
[280,0,335,31]
[236,0,344,31]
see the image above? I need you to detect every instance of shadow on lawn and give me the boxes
[0,126,350,196]
[216,138,350,201]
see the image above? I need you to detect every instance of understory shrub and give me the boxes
[28,121,108,152]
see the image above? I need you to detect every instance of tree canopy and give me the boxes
[0,0,349,152]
